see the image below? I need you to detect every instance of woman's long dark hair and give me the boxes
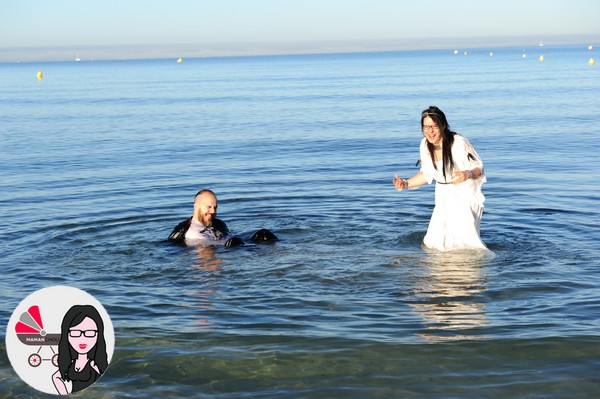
[57,305,108,381]
[421,106,457,182]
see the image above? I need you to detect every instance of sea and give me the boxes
[1,45,599,398]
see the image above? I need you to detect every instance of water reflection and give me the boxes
[187,245,222,330]
[193,245,223,272]
[410,249,493,341]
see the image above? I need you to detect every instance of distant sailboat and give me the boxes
[75,53,81,62]
[177,57,183,63]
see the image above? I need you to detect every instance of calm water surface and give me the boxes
[1,45,599,398]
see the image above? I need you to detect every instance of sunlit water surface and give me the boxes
[1,46,599,398]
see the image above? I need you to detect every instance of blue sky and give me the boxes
[1,0,599,60]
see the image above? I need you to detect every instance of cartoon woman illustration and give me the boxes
[52,305,108,395]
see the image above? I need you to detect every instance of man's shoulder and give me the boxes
[168,217,192,242]
[212,218,230,235]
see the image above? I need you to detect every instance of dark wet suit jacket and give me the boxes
[168,217,230,243]
[168,217,277,247]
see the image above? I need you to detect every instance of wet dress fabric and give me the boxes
[419,134,487,251]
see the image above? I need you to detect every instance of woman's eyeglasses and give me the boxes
[422,124,439,132]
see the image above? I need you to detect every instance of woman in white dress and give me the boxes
[393,106,487,251]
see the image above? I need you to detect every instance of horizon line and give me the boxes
[1,33,598,63]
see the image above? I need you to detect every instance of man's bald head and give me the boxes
[193,189,218,227]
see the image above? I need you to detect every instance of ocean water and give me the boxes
[1,45,599,398]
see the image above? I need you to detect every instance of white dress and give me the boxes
[419,135,487,251]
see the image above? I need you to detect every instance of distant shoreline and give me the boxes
[1,34,597,63]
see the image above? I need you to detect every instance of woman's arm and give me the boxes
[393,171,428,191]
[452,135,484,184]
[451,166,482,184]
[52,370,69,395]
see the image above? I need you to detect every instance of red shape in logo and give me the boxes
[15,322,40,334]
[15,305,46,334]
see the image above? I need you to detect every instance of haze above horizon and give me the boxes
[1,0,599,62]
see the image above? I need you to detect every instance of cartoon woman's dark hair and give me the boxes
[57,305,108,381]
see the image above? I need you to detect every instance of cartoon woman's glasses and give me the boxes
[422,124,440,132]
[68,329,98,338]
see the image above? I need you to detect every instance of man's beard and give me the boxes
[202,214,214,227]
